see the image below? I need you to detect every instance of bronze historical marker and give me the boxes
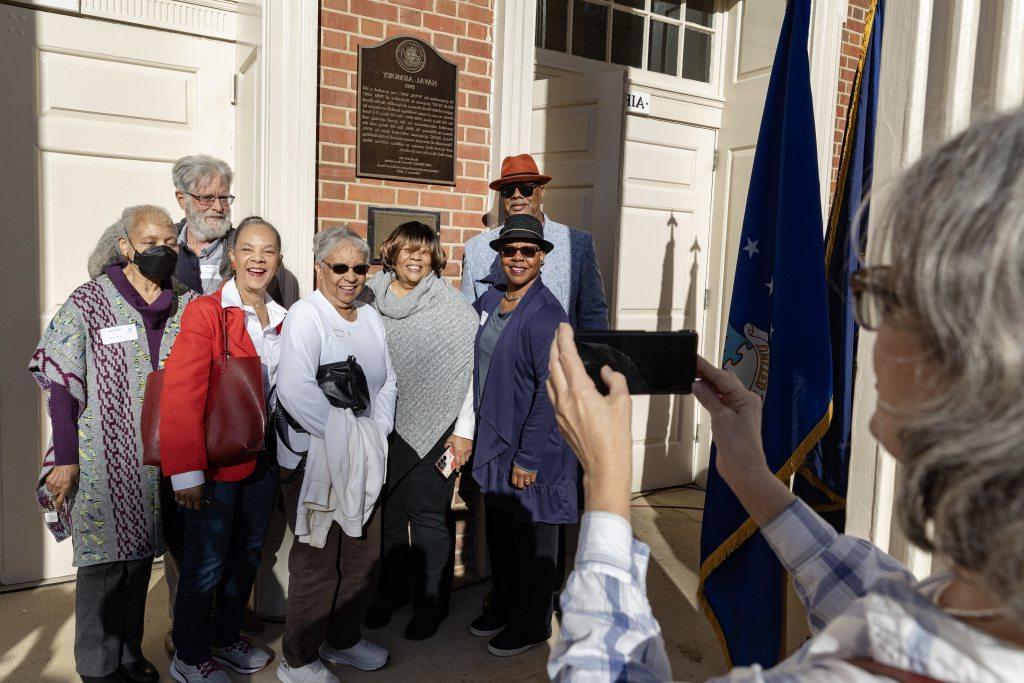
[357,36,458,185]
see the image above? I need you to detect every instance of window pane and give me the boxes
[610,10,644,67]
[652,0,682,20]
[682,28,712,81]
[572,0,609,62]
[536,0,569,51]
[648,20,679,75]
[685,0,714,27]
[615,0,646,9]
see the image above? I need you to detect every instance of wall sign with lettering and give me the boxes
[357,36,459,185]
[625,91,652,115]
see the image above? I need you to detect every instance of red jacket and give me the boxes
[159,291,263,482]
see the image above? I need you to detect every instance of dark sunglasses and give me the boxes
[499,182,537,199]
[322,261,369,276]
[850,266,899,331]
[500,245,541,259]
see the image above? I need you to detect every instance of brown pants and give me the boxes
[280,467,382,667]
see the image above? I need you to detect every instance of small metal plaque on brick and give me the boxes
[357,36,459,186]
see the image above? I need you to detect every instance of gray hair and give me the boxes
[172,154,233,193]
[313,226,370,264]
[870,109,1024,623]
[86,205,173,279]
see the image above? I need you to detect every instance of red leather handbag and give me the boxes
[142,306,266,467]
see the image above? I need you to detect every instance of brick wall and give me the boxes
[317,0,496,289]
[829,0,873,198]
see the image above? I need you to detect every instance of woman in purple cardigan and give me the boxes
[467,214,577,658]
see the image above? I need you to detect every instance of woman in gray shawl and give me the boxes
[361,221,477,641]
[29,205,196,683]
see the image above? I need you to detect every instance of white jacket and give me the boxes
[294,406,388,545]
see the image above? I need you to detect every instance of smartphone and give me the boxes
[574,330,698,395]
[435,447,456,479]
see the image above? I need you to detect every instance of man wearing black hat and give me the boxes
[460,154,609,330]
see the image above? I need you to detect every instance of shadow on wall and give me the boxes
[0,5,50,593]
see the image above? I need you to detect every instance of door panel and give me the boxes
[531,71,625,310]
[617,118,715,491]
[0,5,235,585]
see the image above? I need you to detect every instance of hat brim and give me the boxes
[489,234,555,254]
[488,173,553,191]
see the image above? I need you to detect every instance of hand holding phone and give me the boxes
[435,447,456,479]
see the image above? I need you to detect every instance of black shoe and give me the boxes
[404,614,439,640]
[487,629,549,657]
[80,675,121,683]
[118,659,159,683]
[469,612,505,637]
[363,602,392,629]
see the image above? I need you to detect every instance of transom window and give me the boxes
[535,0,716,82]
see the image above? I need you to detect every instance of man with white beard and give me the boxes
[172,155,235,293]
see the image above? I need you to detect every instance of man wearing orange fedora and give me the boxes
[460,154,609,330]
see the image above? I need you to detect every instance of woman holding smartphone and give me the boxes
[467,213,576,657]
[361,221,477,641]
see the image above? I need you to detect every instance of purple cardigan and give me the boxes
[471,279,578,525]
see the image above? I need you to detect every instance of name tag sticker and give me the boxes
[99,324,139,345]
[44,511,58,523]
[480,311,489,326]
[200,264,220,280]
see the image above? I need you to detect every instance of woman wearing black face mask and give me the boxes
[28,205,195,683]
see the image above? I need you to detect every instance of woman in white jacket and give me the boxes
[275,226,397,683]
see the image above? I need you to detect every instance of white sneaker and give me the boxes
[212,635,272,673]
[277,659,339,683]
[170,653,232,682]
[319,639,389,671]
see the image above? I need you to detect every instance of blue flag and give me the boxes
[698,0,832,668]
[795,0,884,529]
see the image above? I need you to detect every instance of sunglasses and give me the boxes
[322,261,370,276]
[500,245,541,259]
[850,266,899,331]
[499,182,537,199]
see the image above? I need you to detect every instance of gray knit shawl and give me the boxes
[364,271,477,457]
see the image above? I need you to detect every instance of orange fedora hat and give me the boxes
[488,153,552,190]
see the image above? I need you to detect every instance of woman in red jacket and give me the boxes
[159,217,287,683]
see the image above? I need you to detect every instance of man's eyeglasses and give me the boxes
[851,266,899,331]
[499,183,537,199]
[500,245,541,259]
[322,261,370,276]
[186,192,235,208]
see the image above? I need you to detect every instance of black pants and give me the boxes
[75,556,153,677]
[376,431,457,619]
[484,501,560,641]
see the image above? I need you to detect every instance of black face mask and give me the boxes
[125,230,178,281]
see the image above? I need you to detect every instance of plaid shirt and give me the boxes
[549,501,1024,682]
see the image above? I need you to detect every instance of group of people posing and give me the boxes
[31,152,610,683]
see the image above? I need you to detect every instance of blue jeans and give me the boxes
[173,455,278,665]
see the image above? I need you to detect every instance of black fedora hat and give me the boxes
[489,214,555,253]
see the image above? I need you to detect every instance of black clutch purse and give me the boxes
[316,356,370,413]
[272,355,370,464]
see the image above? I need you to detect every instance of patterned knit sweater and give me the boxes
[29,275,195,566]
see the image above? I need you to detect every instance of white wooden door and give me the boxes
[530,70,625,310]
[0,5,235,585]
[617,118,715,491]
[697,0,786,483]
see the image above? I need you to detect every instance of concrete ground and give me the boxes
[0,487,809,682]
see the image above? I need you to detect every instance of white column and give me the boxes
[994,0,1024,111]
[846,0,933,576]
[943,0,981,137]
[488,0,538,224]
[262,0,319,302]
[808,0,848,221]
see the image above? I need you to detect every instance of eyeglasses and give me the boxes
[186,192,235,208]
[322,261,370,276]
[500,245,541,259]
[851,266,899,331]
[499,183,537,199]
